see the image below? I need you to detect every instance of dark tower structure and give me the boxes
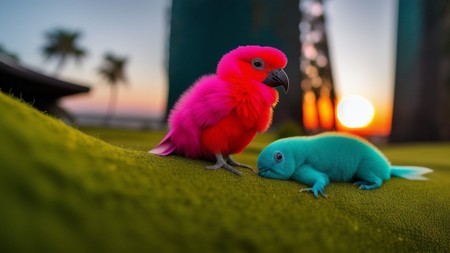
[390,0,450,142]
[166,0,302,127]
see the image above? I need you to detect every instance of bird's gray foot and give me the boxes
[206,153,242,176]
[225,156,256,173]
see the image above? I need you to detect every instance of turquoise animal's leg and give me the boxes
[354,157,389,190]
[225,155,256,173]
[353,181,382,190]
[353,181,370,186]
[292,165,330,199]
[207,153,242,176]
[299,185,328,199]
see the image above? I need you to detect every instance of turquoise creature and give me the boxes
[257,132,432,198]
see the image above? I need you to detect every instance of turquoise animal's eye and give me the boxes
[274,152,283,162]
[252,58,264,69]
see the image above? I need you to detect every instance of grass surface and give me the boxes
[1,92,450,253]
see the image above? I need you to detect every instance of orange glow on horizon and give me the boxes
[303,94,392,137]
[336,100,391,136]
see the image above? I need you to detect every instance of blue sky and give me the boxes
[0,0,398,132]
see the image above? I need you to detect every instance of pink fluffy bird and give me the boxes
[150,45,289,175]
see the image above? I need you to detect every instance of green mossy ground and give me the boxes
[1,92,449,253]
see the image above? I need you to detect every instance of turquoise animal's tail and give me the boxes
[390,166,433,180]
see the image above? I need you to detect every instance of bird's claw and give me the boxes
[226,157,256,173]
[299,187,328,199]
[206,160,242,176]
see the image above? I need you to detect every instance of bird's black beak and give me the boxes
[262,68,289,94]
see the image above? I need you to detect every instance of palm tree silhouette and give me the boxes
[98,52,129,125]
[42,28,87,74]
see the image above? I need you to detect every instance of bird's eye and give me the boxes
[274,152,283,162]
[252,58,265,69]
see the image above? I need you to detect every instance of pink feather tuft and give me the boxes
[149,130,176,156]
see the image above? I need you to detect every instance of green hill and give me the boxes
[0,92,449,252]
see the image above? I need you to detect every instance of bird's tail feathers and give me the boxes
[149,130,176,156]
[390,166,433,180]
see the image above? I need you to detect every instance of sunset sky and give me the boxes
[0,0,169,118]
[0,0,397,136]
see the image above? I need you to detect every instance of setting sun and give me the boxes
[337,95,374,128]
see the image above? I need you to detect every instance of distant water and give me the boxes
[73,114,165,130]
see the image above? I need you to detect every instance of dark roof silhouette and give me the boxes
[0,55,90,124]
[0,57,89,101]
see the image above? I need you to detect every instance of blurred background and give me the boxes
[0,0,449,143]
